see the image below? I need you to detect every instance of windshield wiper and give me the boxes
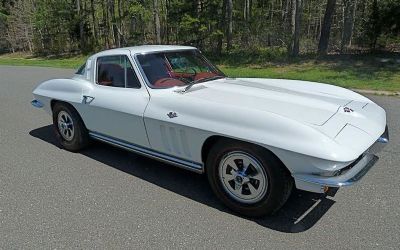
[176,76,191,85]
[183,75,225,92]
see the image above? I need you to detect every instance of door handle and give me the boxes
[83,95,95,104]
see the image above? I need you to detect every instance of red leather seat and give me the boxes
[98,63,124,87]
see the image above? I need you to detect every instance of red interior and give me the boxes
[98,63,123,86]
[153,71,217,88]
[98,62,218,88]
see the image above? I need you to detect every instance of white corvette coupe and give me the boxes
[32,45,389,217]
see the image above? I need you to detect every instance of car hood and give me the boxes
[185,77,354,126]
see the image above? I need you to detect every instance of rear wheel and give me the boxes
[206,139,293,217]
[52,102,89,152]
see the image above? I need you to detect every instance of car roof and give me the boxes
[93,45,197,57]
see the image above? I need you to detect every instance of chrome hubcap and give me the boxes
[219,151,268,204]
[57,111,74,141]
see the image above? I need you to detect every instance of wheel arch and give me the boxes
[51,99,88,129]
[201,135,291,176]
[51,99,75,112]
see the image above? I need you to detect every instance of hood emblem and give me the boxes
[167,112,178,118]
[343,107,354,113]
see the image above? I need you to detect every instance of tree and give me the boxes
[244,0,251,22]
[341,0,357,52]
[318,0,337,55]
[153,0,161,44]
[365,0,381,49]
[89,0,98,49]
[215,0,227,55]
[226,0,233,51]
[108,0,120,48]
[289,0,303,57]
[1,0,399,57]
[0,0,10,52]
[76,0,85,51]
[6,0,34,53]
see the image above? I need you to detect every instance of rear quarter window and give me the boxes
[76,63,86,75]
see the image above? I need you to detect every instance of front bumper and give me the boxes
[293,126,389,193]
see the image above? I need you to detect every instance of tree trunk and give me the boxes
[369,0,380,50]
[283,0,290,23]
[197,0,202,16]
[117,0,124,46]
[90,0,98,48]
[341,0,356,53]
[242,0,251,46]
[101,0,110,48]
[318,0,336,55]
[153,0,161,44]
[289,0,303,57]
[244,0,250,21]
[226,0,233,51]
[108,0,119,47]
[76,0,85,51]
[216,0,227,55]
[165,0,170,44]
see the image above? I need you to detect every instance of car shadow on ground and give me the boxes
[30,125,337,233]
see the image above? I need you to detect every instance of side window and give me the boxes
[125,62,141,89]
[75,63,86,75]
[96,55,141,88]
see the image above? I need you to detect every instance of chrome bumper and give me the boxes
[31,99,43,108]
[368,125,389,154]
[294,126,389,193]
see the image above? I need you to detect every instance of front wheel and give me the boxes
[52,102,89,152]
[206,139,293,217]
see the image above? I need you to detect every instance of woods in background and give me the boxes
[0,0,399,56]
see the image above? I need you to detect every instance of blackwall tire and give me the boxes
[52,102,89,152]
[206,139,293,217]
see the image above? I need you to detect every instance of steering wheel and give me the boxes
[153,77,186,88]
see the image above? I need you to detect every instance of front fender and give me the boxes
[32,78,93,114]
[145,90,360,169]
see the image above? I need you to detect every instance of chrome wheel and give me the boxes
[218,151,268,204]
[57,111,74,141]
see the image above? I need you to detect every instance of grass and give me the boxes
[1,52,399,92]
[0,53,86,69]
[220,61,400,92]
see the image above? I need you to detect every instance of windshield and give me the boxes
[136,50,225,88]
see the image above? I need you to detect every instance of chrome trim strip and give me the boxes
[88,132,204,174]
[31,99,43,108]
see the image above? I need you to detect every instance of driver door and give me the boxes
[79,54,150,148]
